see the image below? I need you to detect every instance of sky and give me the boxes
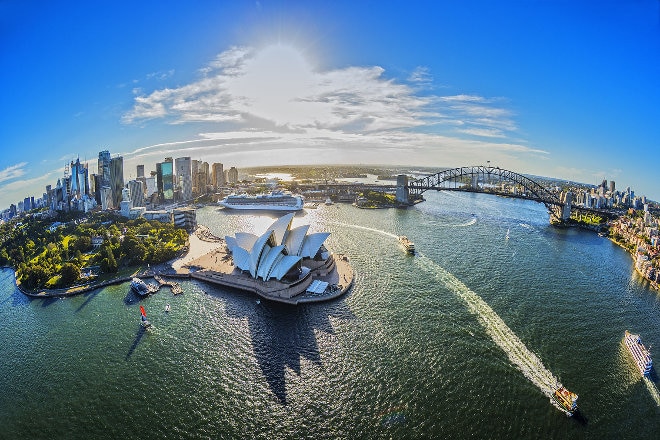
[1,0,659,209]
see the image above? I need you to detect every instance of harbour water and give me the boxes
[1,191,659,439]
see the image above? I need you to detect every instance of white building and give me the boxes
[225,213,330,282]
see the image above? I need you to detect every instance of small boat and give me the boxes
[398,236,415,255]
[624,330,653,376]
[256,299,261,304]
[131,277,150,297]
[552,386,578,416]
[165,304,170,313]
[140,305,151,328]
[505,228,510,240]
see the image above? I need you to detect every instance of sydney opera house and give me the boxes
[224,213,330,282]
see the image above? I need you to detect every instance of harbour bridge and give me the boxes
[395,165,610,224]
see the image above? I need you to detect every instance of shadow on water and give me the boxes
[1,288,32,307]
[123,289,145,305]
[572,409,589,426]
[126,325,147,360]
[223,293,355,405]
[76,288,102,313]
[40,296,59,307]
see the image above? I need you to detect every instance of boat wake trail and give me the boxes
[414,253,566,412]
[643,377,660,407]
[452,217,477,227]
[328,222,399,239]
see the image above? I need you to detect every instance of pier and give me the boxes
[154,275,183,295]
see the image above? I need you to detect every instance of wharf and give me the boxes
[154,275,183,295]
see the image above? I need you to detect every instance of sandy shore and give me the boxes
[171,231,225,273]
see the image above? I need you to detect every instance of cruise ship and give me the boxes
[219,191,304,211]
[624,330,653,376]
[398,236,415,254]
[552,386,578,416]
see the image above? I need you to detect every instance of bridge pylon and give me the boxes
[396,174,411,205]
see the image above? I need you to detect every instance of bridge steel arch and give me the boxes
[406,166,563,212]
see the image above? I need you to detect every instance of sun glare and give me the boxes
[231,44,317,126]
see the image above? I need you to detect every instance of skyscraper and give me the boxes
[175,157,192,201]
[127,180,145,208]
[97,150,111,187]
[109,156,124,208]
[157,157,174,202]
[136,164,145,178]
[70,158,89,196]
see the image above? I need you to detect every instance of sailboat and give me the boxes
[505,228,510,240]
[140,305,151,328]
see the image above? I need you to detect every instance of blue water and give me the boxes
[1,191,658,439]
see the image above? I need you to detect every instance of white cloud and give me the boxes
[408,66,433,83]
[120,44,544,175]
[0,162,27,184]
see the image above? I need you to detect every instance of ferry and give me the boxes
[219,190,304,211]
[624,330,653,376]
[131,277,150,297]
[552,386,578,416]
[398,236,415,254]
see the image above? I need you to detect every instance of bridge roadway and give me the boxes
[296,166,619,221]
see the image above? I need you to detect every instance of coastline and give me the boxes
[608,236,659,290]
[11,224,354,304]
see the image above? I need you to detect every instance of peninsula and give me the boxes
[179,213,354,305]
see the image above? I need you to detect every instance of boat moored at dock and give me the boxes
[624,330,653,376]
[398,236,415,254]
[131,277,150,296]
[552,386,578,416]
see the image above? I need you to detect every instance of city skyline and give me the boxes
[2,1,659,209]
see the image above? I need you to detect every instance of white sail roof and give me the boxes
[284,224,310,257]
[268,212,294,247]
[232,246,251,272]
[249,230,277,277]
[224,235,239,253]
[301,232,330,258]
[269,255,302,280]
[235,232,259,251]
[257,245,286,280]
[224,213,330,282]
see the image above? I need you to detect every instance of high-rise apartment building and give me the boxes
[227,166,238,184]
[212,162,224,188]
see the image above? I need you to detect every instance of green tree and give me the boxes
[99,245,118,273]
[20,265,50,289]
[59,262,81,286]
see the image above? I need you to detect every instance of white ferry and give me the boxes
[131,277,150,297]
[398,236,415,255]
[624,330,653,376]
[219,190,304,211]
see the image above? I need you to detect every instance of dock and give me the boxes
[154,275,183,295]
